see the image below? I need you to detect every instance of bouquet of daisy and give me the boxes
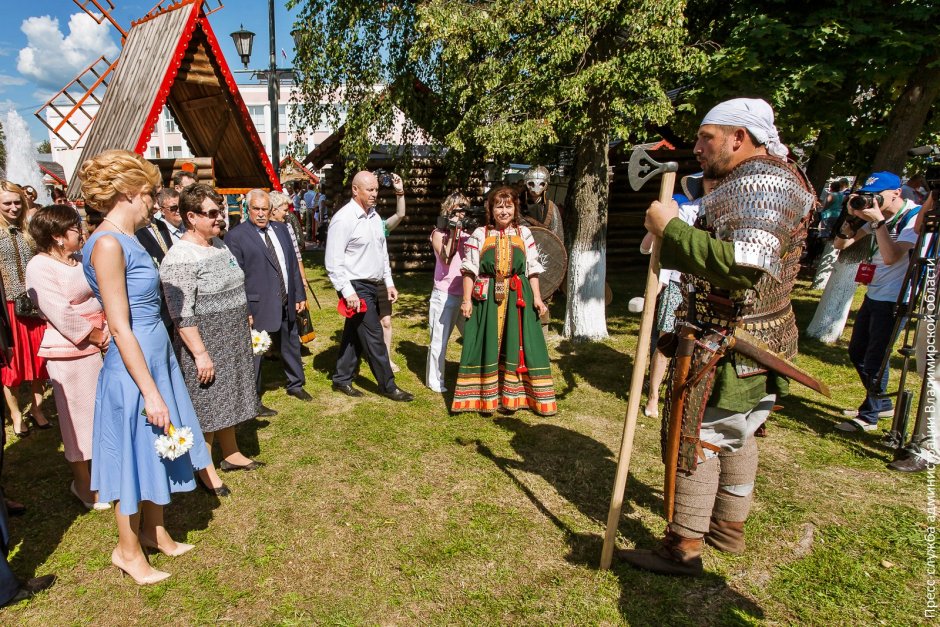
[154,424,195,461]
[251,329,272,355]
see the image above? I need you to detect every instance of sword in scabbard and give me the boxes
[663,321,698,523]
[732,329,831,397]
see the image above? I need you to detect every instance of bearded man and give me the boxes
[618,98,815,576]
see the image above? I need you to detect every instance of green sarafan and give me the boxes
[289,0,701,341]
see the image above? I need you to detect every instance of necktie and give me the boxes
[150,224,168,254]
[262,228,288,305]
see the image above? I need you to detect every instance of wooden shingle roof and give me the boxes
[68,0,278,196]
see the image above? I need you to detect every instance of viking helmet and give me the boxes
[524,166,550,197]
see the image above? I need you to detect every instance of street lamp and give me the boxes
[230,1,286,177]
[230,25,255,68]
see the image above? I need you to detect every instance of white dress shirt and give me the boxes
[256,223,290,291]
[325,199,394,298]
[160,218,187,242]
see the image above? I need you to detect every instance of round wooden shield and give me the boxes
[528,225,567,299]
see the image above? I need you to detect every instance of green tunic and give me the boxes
[660,218,789,413]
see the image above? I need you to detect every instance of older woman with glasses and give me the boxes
[0,180,51,436]
[451,185,557,416]
[159,184,261,498]
[25,205,110,510]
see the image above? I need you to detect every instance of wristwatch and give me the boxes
[872,219,887,230]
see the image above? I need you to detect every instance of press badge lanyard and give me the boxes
[856,205,909,285]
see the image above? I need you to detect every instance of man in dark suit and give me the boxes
[136,188,177,335]
[226,189,311,415]
[0,276,55,606]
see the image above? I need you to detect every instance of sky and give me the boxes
[0,0,303,145]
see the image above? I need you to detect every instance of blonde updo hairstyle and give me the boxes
[78,150,160,214]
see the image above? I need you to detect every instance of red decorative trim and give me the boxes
[133,1,202,154]
[279,156,319,183]
[131,0,197,28]
[199,15,281,191]
[38,164,67,186]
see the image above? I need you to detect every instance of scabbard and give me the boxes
[732,329,831,397]
[663,322,698,523]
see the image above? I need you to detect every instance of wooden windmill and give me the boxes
[35,0,280,196]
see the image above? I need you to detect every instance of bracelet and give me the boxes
[394,191,405,197]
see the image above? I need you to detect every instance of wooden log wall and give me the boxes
[320,148,699,272]
[607,148,700,268]
[321,159,486,271]
[151,157,216,187]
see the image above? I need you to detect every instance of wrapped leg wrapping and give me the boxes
[713,437,759,522]
[669,456,719,538]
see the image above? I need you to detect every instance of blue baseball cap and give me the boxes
[859,171,901,193]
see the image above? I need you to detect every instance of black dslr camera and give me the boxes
[373,169,394,188]
[436,205,485,232]
[847,192,885,211]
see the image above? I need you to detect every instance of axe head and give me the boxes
[628,146,679,191]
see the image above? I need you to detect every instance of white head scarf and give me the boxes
[700,98,789,160]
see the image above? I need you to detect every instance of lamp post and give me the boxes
[230,0,288,177]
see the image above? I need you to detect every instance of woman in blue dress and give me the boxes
[79,150,211,585]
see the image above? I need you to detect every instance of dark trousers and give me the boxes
[254,305,305,396]
[848,296,898,424]
[333,280,395,392]
[0,396,21,604]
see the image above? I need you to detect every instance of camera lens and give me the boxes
[848,195,870,211]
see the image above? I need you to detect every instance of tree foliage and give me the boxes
[679,0,940,179]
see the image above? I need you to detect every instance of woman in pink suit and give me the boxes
[25,205,111,510]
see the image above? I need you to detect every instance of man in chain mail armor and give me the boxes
[618,98,815,576]
[521,166,564,242]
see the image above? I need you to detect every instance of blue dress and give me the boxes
[82,230,211,515]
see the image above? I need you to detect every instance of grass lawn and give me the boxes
[0,252,931,625]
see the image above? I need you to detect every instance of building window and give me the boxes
[278,104,288,134]
[166,146,183,159]
[248,105,266,133]
[149,146,161,159]
[162,107,179,134]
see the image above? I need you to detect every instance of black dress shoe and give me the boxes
[1,574,56,607]
[198,479,231,497]
[256,403,278,417]
[382,387,414,402]
[888,455,930,473]
[286,388,313,402]
[5,499,25,517]
[220,459,266,472]
[332,383,363,398]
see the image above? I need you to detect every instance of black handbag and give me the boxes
[297,305,316,343]
[9,233,40,319]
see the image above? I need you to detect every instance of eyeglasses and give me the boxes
[163,204,181,213]
[193,209,223,220]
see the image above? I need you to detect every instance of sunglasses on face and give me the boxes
[194,209,223,220]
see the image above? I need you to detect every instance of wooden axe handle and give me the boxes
[600,170,676,569]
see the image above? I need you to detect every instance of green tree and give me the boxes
[290,0,700,339]
[679,0,940,187]
[37,139,51,154]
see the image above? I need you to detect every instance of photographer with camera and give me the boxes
[425,192,473,393]
[834,171,921,432]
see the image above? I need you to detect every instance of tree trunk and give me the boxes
[563,99,610,341]
[871,54,940,173]
[804,128,841,195]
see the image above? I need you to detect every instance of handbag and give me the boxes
[297,305,316,343]
[9,232,41,319]
[472,277,490,301]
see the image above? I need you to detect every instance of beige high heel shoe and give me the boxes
[111,549,170,585]
[139,535,195,557]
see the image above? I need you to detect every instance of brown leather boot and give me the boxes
[705,518,745,554]
[616,530,704,577]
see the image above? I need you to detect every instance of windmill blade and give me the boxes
[34,56,118,149]
[145,0,224,19]
[74,0,127,38]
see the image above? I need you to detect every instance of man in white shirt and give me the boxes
[833,171,921,431]
[325,171,413,401]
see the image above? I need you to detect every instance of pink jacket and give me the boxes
[25,254,108,358]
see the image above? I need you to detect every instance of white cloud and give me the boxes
[0,74,27,94]
[16,13,120,90]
